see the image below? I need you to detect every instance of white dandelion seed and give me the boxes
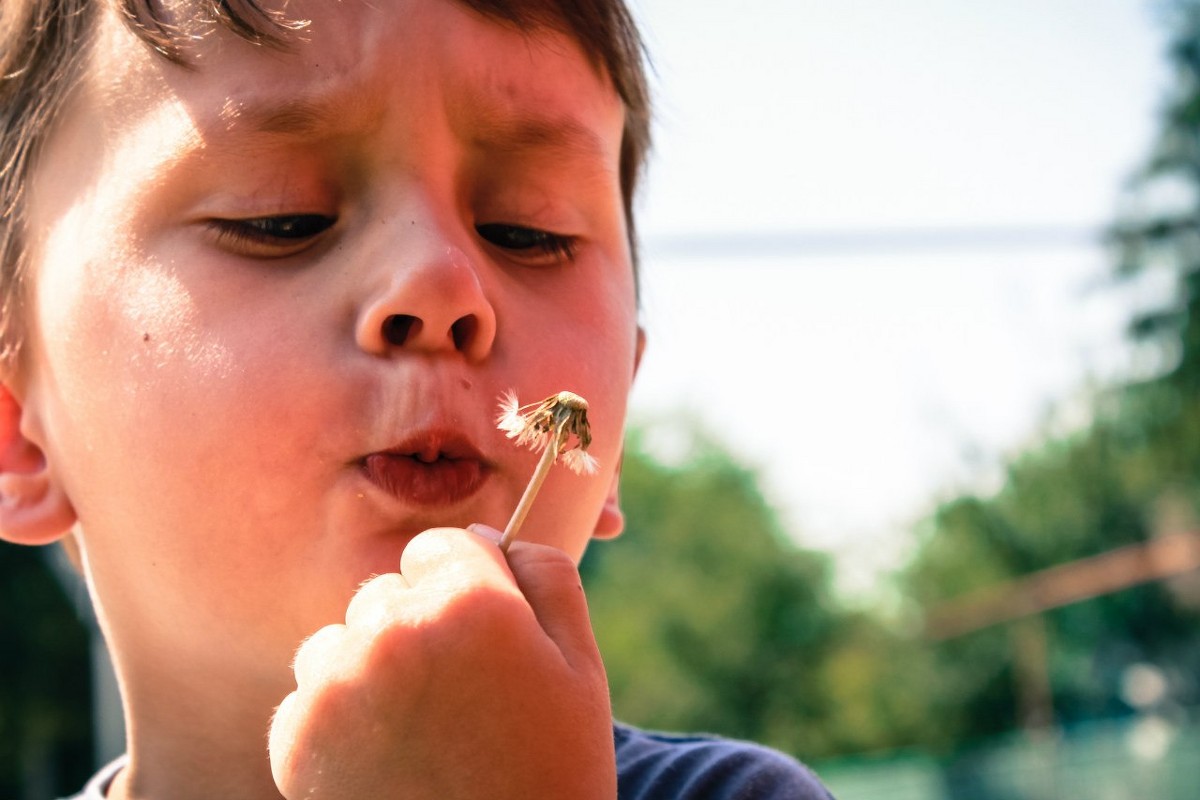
[496,390,526,439]
[561,447,599,476]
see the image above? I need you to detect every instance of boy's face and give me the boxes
[19,0,638,680]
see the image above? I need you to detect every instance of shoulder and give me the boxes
[614,723,836,800]
[60,755,127,800]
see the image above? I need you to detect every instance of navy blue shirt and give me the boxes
[614,723,835,800]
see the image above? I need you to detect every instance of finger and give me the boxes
[503,540,603,673]
[399,526,518,595]
[344,571,409,631]
[268,691,300,788]
[292,623,348,688]
[466,521,503,546]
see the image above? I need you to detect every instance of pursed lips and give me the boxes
[359,430,490,507]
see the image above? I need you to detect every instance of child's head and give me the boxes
[0,0,649,694]
[0,0,650,364]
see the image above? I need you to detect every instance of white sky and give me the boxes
[623,0,1172,597]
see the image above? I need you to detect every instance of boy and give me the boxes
[0,1,835,797]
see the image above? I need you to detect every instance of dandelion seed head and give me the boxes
[554,391,589,412]
[496,390,598,472]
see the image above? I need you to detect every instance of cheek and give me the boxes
[564,274,638,428]
[29,239,329,637]
[29,221,287,532]
[508,306,635,449]
[508,280,637,556]
[35,221,212,418]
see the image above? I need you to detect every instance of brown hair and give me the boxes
[0,0,651,367]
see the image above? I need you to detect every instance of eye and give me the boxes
[475,223,578,264]
[207,214,337,257]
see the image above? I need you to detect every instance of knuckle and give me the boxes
[365,580,527,668]
[345,572,406,629]
[292,623,346,686]
[399,527,463,573]
[269,683,357,791]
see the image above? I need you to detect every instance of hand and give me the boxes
[268,526,616,799]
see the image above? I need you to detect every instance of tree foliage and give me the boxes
[898,0,1200,748]
[581,421,846,757]
[582,420,940,758]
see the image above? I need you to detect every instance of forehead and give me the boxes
[83,0,624,165]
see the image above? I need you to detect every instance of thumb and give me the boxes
[470,523,603,674]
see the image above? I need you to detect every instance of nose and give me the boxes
[355,236,497,363]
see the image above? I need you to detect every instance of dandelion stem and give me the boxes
[499,435,561,552]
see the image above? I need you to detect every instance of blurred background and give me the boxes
[6,0,1200,797]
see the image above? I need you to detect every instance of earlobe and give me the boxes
[594,328,645,541]
[592,451,625,541]
[0,385,76,545]
[633,326,646,377]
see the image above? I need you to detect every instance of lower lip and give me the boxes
[360,453,488,506]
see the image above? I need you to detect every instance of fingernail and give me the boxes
[467,523,503,544]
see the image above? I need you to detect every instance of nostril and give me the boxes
[382,314,420,346]
[451,316,477,352]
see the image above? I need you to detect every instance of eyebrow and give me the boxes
[216,96,611,165]
[218,97,347,139]
[469,111,610,164]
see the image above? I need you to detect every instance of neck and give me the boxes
[107,654,291,800]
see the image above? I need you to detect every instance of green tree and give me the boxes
[1111,0,1200,492]
[896,0,1200,749]
[581,420,844,758]
[901,411,1200,742]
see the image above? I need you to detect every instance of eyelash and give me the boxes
[475,223,578,263]
[207,215,337,254]
[206,216,577,263]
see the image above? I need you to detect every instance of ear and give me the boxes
[592,452,625,540]
[0,384,76,545]
[592,327,646,541]
[633,325,646,377]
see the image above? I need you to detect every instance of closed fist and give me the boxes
[268,526,616,800]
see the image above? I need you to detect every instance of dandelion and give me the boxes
[496,390,597,551]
